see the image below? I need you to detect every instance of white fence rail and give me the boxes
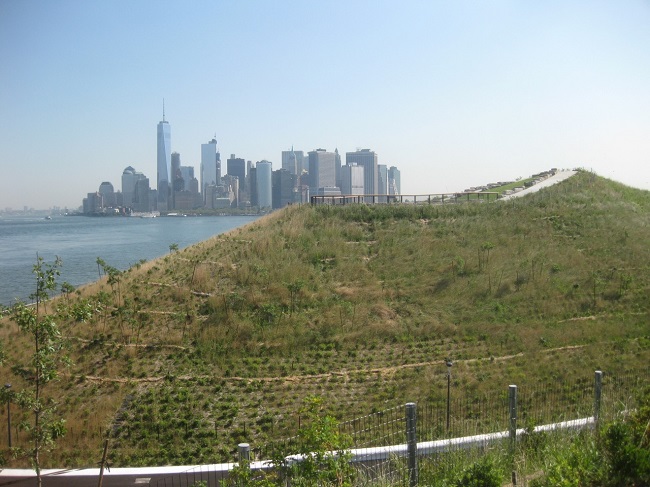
[0,416,596,487]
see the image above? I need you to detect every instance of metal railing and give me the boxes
[310,192,500,205]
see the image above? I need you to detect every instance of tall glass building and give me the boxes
[308,149,337,192]
[157,108,171,211]
[346,149,378,200]
[388,166,401,195]
[201,138,218,198]
[341,163,365,195]
[256,161,272,209]
[281,148,305,177]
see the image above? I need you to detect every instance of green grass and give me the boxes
[1,169,649,468]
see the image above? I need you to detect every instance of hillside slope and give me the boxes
[1,170,649,467]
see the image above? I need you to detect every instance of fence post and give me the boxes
[238,442,250,462]
[237,443,251,487]
[406,402,418,487]
[508,385,517,452]
[594,370,603,424]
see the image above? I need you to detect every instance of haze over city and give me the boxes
[1,1,649,210]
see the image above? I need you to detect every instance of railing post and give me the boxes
[406,402,418,487]
[238,443,251,487]
[594,370,603,424]
[238,442,250,462]
[508,385,517,452]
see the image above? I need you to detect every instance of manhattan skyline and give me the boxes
[1,1,649,209]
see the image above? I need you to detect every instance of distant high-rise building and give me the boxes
[308,149,337,193]
[157,103,171,210]
[227,154,246,187]
[83,192,103,214]
[341,163,365,195]
[98,181,116,208]
[281,148,305,177]
[133,177,152,212]
[388,166,401,195]
[272,168,297,209]
[378,164,388,200]
[200,138,219,199]
[222,174,240,207]
[170,153,184,209]
[121,166,146,208]
[171,152,182,189]
[346,149,378,200]
[227,154,247,203]
[180,166,195,191]
[249,166,257,207]
[256,161,272,209]
[122,166,137,206]
[334,148,342,189]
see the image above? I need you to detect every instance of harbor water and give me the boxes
[0,214,259,306]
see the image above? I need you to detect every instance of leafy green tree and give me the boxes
[59,282,75,305]
[96,257,106,279]
[286,280,304,315]
[272,396,354,486]
[479,241,495,272]
[96,258,123,307]
[228,396,354,487]
[169,243,179,253]
[9,256,70,487]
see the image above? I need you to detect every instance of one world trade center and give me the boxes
[157,101,171,211]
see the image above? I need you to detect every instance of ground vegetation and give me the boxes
[0,170,648,468]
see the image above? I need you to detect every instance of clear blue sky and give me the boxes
[1,0,649,209]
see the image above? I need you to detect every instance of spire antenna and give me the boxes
[163,98,166,122]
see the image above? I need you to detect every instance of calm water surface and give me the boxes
[0,214,259,306]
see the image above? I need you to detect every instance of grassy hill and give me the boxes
[1,169,649,468]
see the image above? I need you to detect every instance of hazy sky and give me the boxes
[1,0,649,209]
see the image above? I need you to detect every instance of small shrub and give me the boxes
[454,456,503,487]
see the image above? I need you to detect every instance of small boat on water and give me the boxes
[130,211,160,218]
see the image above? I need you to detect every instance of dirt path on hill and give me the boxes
[80,344,586,384]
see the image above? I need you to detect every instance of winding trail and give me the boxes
[80,344,587,385]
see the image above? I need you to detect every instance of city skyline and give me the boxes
[1,1,649,209]
[78,109,403,213]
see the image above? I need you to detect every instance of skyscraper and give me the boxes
[272,168,297,209]
[256,161,273,209]
[227,154,247,203]
[388,166,401,195]
[378,164,388,199]
[249,166,257,207]
[156,103,171,210]
[281,148,305,177]
[346,149,378,201]
[171,152,182,188]
[201,138,218,200]
[341,163,365,195]
[334,148,342,189]
[98,181,116,208]
[122,166,147,209]
[180,166,195,191]
[308,149,337,194]
[227,154,246,187]
[133,177,152,212]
